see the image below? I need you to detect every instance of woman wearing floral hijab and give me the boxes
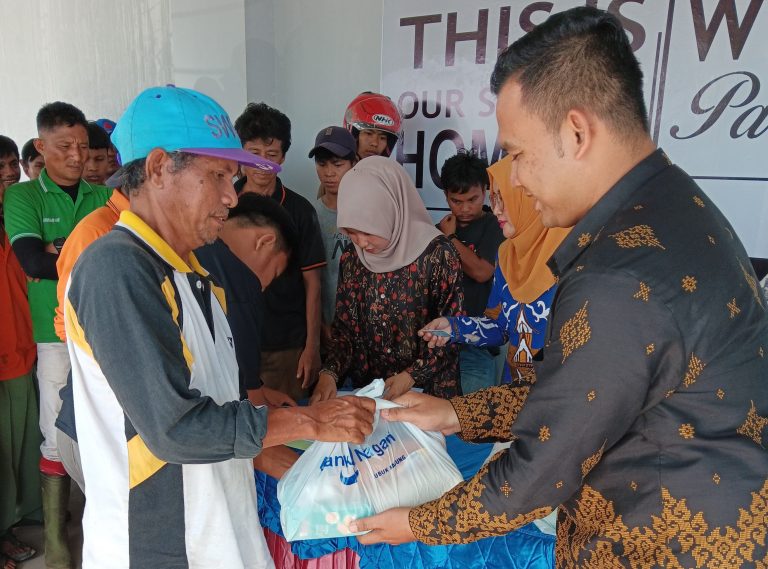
[310,157,463,402]
[421,155,570,384]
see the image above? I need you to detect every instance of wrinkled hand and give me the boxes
[418,317,452,348]
[350,508,415,545]
[249,386,296,408]
[298,345,321,389]
[307,395,375,443]
[383,371,414,401]
[438,214,457,236]
[380,391,460,436]
[252,445,299,479]
[309,373,337,405]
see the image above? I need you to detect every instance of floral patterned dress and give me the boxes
[323,235,463,398]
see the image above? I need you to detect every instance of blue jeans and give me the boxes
[459,345,497,394]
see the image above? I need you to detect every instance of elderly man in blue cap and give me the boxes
[62,86,374,569]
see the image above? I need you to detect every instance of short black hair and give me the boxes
[440,149,489,194]
[21,139,40,163]
[234,102,291,154]
[313,147,356,164]
[36,101,88,133]
[227,193,298,257]
[0,135,19,159]
[491,7,648,138]
[86,122,110,150]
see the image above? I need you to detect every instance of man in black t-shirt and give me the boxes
[438,151,505,393]
[233,103,326,401]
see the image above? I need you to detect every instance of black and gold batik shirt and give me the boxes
[410,150,768,568]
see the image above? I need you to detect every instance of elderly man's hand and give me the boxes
[308,395,375,443]
[350,508,416,545]
[380,391,461,436]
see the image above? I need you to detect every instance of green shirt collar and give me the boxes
[37,168,95,195]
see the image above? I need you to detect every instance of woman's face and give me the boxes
[344,228,390,254]
[490,185,516,238]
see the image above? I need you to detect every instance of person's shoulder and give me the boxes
[282,185,315,211]
[74,228,164,286]
[3,180,40,204]
[424,234,459,261]
[72,204,120,236]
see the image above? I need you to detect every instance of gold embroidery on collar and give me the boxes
[693,195,705,207]
[609,225,666,250]
[539,426,551,442]
[560,301,592,364]
[683,354,705,387]
[633,282,651,302]
[737,401,768,447]
[578,233,592,247]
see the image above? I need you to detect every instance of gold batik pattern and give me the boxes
[609,225,666,250]
[556,480,768,568]
[560,301,592,363]
[682,354,705,387]
[581,440,606,479]
[451,385,530,442]
[409,451,553,545]
[633,282,651,302]
[741,261,765,308]
[737,401,768,447]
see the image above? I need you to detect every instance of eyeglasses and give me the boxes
[489,187,504,212]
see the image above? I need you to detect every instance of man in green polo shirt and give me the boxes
[3,101,109,569]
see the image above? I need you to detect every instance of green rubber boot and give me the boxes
[41,473,72,569]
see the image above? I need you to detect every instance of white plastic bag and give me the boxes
[277,379,463,541]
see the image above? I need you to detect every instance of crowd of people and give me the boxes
[0,7,767,569]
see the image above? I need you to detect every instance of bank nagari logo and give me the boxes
[319,433,398,486]
[372,114,394,126]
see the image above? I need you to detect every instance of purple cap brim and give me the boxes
[308,142,354,159]
[180,147,281,173]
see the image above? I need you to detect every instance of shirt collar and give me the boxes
[548,148,673,277]
[37,168,93,195]
[117,210,207,275]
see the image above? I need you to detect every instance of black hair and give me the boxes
[36,101,88,133]
[86,122,110,150]
[313,147,356,164]
[440,149,489,194]
[21,139,40,163]
[234,102,292,154]
[120,152,196,196]
[0,135,19,159]
[490,7,648,138]
[227,193,298,258]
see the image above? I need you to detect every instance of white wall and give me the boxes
[244,0,383,200]
[0,0,173,160]
[0,0,382,197]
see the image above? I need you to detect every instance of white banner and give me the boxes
[381,0,768,257]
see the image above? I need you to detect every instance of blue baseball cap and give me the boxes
[111,85,281,173]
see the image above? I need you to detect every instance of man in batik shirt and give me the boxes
[351,8,768,568]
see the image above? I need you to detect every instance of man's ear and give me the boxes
[254,231,277,251]
[562,108,593,160]
[144,149,169,188]
[33,138,44,156]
